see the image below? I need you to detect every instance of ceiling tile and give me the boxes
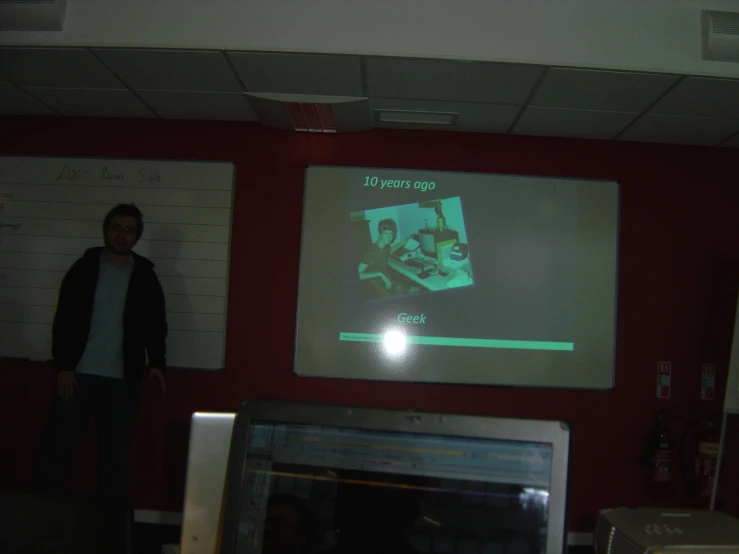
[530,68,678,112]
[94,49,242,92]
[651,77,739,119]
[513,107,636,140]
[370,98,518,133]
[366,57,542,104]
[618,114,739,146]
[228,52,363,96]
[719,133,739,147]
[138,90,257,121]
[0,87,56,116]
[25,88,155,118]
[0,48,123,89]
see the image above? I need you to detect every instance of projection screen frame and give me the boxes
[294,166,619,390]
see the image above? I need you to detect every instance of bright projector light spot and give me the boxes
[383,330,407,355]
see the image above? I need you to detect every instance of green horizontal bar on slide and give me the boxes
[339,332,574,351]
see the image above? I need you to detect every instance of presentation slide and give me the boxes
[295,167,619,389]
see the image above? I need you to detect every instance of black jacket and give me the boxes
[52,246,168,382]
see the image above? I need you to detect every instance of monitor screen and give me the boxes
[220,401,570,554]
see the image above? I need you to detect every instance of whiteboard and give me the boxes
[0,156,234,370]
[724,295,739,414]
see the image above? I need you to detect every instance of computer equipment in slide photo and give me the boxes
[219,399,572,554]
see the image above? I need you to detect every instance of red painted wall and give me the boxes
[1,117,738,531]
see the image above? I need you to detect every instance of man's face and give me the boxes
[105,215,138,256]
[262,504,304,554]
[379,229,394,246]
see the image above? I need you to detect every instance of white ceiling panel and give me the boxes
[94,49,243,92]
[25,88,155,118]
[719,133,739,147]
[618,114,739,146]
[514,107,635,140]
[370,98,518,133]
[531,68,678,112]
[651,77,739,120]
[3,44,739,147]
[228,52,363,96]
[366,57,542,104]
[0,48,123,89]
[138,90,258,121]
[0,87,56,116]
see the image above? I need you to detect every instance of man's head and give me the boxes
[377,219,397,247]
[103,204,143,256]
[262,494,313,554]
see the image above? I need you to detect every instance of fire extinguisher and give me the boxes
[651,409,672,484]
[695,421,720,505]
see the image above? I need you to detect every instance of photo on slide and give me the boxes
[349,196,474,301]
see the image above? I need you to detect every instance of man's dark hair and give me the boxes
[267,494,315,546]
[103,203,144,240]
[377,219,397,243]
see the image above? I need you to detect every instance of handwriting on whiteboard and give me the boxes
[56,165,162,184]
[0,222,23,231]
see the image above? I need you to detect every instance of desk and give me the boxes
[389,256,473,292]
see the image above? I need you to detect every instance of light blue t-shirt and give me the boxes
[76,253,134,379]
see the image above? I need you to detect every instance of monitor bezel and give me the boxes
[220,399,571,554]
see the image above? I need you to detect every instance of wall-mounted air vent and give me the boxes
[245,93,370,133]
[284,103,336,133]
[0,0,66,31]
[702,10,739,62]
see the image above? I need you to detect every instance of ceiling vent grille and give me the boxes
[376,109,459,126]
[284,103,337,133]
[702,10,739,62]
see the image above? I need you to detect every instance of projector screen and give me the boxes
[295,166,619,389]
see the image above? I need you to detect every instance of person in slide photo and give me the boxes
[357,218,406,293]
[35,203,168,499]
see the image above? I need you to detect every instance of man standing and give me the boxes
[36,203,168,498]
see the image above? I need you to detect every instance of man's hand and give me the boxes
[149,367,167,394]
[380,274,392,290]
[57,370,77,399]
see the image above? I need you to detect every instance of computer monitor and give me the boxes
[220,400,571,554]
[180,412,236,554]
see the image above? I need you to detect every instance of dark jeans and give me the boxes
[35,373,139,498]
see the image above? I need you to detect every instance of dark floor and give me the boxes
[134,524,596,554]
